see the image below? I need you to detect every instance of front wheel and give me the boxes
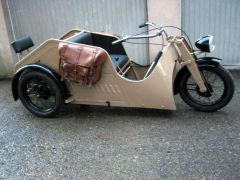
[179,65,234,111]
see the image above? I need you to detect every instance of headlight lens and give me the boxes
[209,36,215,52]
[195,35,215,53]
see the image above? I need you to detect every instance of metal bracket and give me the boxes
[182,59,192,65]
[65,96,74,103]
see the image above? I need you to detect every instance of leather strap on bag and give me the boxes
[76,47,83,82]
[88,49,98,86]
[59,44,68,81]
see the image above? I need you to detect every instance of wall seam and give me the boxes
[6,0,16,40]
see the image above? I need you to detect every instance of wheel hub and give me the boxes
[196,84,213,97]
[28,82,51,99]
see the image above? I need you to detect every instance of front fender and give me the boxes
[173,57,222,94]
[12,64,67,101]
[196,56,222,66]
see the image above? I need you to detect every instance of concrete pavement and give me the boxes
[0,71,239,179]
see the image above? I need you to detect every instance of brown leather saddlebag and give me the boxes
[58,43,107,85]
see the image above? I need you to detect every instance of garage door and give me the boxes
[7,0,148,65]
[182,0,240,66]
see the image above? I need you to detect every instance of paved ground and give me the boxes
[0,71,239,179]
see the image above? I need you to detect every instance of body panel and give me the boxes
[14,30,180,110]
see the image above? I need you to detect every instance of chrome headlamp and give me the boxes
[195,35,215,53]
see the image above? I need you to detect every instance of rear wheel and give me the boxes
[18,71,64,118]
[179,65,234,111]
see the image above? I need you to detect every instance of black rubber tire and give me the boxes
[179,65,234,112]
[18,71,64,118]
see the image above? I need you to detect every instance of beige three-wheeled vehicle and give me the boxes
[11,22,234,117]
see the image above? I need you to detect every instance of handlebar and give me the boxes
[139,23,147,28]
[112,22,168,45]
[112,38,128,45]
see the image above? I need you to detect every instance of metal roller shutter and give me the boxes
[182,0,240,66]
[7,0,148,65]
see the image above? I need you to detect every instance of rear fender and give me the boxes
[12,64,68,100]
[173,57,222,94]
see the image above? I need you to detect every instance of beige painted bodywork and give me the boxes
[15,30,203,110]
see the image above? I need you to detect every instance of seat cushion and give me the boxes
[68,34,129,69]
[68,32,93,45]
[110,54,129,69]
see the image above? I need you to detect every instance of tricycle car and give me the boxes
[11,22,234,117]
